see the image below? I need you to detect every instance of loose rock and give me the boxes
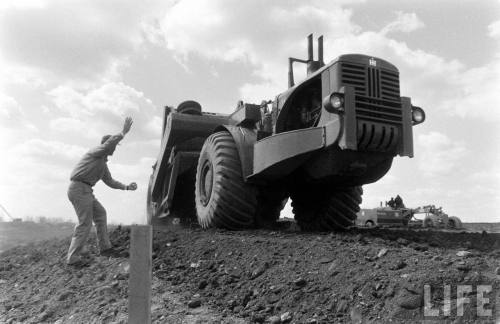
[293,278,307,287]
[391,260,407,270]
[456,251,472,257]
[397,238,409,246]
[377,248,388,258]
[280,311,292,323]
[250,262,268,280]
[396,289,422,310]
[187,299,201,308]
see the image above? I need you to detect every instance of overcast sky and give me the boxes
[0,0,499,224]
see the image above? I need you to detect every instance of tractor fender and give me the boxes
[214,125,257,179]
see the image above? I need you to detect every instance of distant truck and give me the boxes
[356,206,412,227]
[356,204,462,229]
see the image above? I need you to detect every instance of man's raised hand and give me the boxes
[122,117,133,135]
[127,182,137,191]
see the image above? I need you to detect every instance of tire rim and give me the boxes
[199,160,213,206]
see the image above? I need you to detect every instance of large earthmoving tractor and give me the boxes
[147,34,426,231]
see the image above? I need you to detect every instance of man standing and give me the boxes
[394,195,405,209]
[388,197,395,208]
[66,117,137,266]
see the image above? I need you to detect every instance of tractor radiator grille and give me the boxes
[341,63,366,95]
[341,62,402,124]
[380,70,400,101]
[355,96,402,125]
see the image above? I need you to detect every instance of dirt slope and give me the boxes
[1,225,499,323]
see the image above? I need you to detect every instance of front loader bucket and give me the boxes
[156,152,198,225]
[151,112,228,199]
[148,110,230,228]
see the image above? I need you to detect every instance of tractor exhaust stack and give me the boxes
[318,35,324,67]
[307,34,314,62]
[288,34,324,88]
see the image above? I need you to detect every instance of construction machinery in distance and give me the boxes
[147,34,426,231]
[356,204,463,229]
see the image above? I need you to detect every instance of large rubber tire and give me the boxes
[177,100,202,115]
[365,220,375,227]
[448,216,462,229]
[195,131,257,229]
[423,216,434,228]
[291,185,362,231]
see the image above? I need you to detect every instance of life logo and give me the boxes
[369,58,377,66]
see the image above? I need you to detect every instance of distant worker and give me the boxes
[388,197,395,208]
[66,117,137,267]
[394,195,405,209]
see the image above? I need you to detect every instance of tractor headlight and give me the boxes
[323,93,344,113]
[411,106,425,125]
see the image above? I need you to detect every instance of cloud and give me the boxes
[0,0,169,85]
[49,117,100,139]
[0,60,47,90]
[324,27,500,123]
[160,1,500,124]
[488,20,500,38]
[47,82,161,138]
[0,138,86,203]
[0,93,38,131]
[0,0,47,11]
[416,132,467,177]
[0,93,22,119]
[160,0,361,101]
[14,138,87,164]
[381,11,425,35]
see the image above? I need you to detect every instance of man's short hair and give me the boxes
[101,135,112,144]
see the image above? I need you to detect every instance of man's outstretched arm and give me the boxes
[102,165,137,190]
[89,117,134,157]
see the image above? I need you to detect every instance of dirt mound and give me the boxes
[149,226,500,323]
[351,227,500,252]
[1,225,499,323]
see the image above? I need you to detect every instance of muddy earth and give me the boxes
[1,224,499,323]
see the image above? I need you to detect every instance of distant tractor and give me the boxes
[147,34,426,231]
[357,204,463,229]
[356,206,413,227]
[413,205,463,229]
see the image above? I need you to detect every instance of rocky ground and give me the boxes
[0,223,499,323]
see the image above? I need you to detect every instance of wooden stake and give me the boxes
[128,225,152,324]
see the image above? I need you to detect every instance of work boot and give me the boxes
[100,248,122,258]
[80,245,91,257]
[67,256,92,268]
